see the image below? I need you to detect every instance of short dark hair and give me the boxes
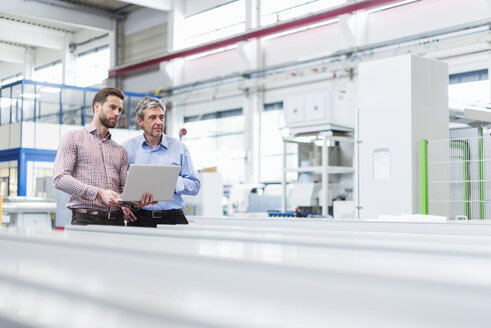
[92,88,125,111]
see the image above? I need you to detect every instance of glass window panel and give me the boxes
[261,0,346,26]
[33,62,62,84]
[11,83,22,123]
[26,161,54,197]
[84,90,98,124]
[38,88,61,124]
[217,115,243,134]
[217,156,245,185]
[61,88,83,125]
[19,83,37,122]
[185,119,218,138]
[183,107,245,185]
[9,167,17,196]
[184,1,245,48]
[0,85,20,125]
[1,73,23,86]
[128,96,139,130]
[448,80,489,107]
[76,47,110,87]
[0,167,9,196]
[260,107,298,182]
[0,87,10,125]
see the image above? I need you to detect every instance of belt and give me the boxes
[140,209,183,219]
[72,208,123,220]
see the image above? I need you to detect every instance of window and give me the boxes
[33,61,62,84]
[0,164,18,197]
[449,70,489,108]
[76,46,110,87]
[184,0,245,48]
[26,161,54,197]
[1,73,23,86]
[182,108,245,185]
[260,102,298,182]
[261,0,346,26]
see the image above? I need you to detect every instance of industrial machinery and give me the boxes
[1,196,56,231]
[280,131,354,217]
[280,89,356,217]
[227,184,283,215]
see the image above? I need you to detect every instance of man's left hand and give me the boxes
[122,206,137,222]
[132,192,159,208]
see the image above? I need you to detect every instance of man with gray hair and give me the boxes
[122,96,200,226]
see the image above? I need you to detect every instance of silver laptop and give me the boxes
[121,164,181,201]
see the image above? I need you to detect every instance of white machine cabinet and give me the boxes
[357,54,448,219]
[281,131,354,217]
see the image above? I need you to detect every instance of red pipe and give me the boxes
[109,0,404,78]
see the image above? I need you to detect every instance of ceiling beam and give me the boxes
[0,19,65,50]
[119,0,172,11]
[0,0,114,31]
[0,43,25,64]
[109,0,406,77]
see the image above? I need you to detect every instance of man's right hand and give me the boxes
[97,189,121,207]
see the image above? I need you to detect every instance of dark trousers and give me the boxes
[72,213,124,226]
[127,209,188,227]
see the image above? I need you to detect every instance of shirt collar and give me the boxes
[85,124,111,140]
[140,133,168,149]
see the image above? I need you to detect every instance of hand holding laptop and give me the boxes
[97,189,122,207]
[132,192,159,208]
[119,164,181,222]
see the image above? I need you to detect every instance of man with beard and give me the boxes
[54,88,153,225]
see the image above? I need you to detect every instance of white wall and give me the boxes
[35,48,62,68]
[122,68,167,93]
[124,7,168,36]
[0,62,24,80]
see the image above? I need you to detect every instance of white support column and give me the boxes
[338,14,356,48]
[245,0,259,30]
[243,86,262,183]
[108,20,118,69]
[62,33,76,85]
[159,58,184,88]
[338,11,368,48]
[242,0,261,184]
[23,48,35,80]
[167,0,184,52]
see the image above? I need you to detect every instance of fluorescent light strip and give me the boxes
[366,0,419,14]
[40,87,61,93]
[263,19,338,41]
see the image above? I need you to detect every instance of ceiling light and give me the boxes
[366,0,419,14]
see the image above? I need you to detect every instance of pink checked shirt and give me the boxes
[53,124,128,211]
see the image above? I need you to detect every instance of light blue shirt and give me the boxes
[122,134,200,210]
